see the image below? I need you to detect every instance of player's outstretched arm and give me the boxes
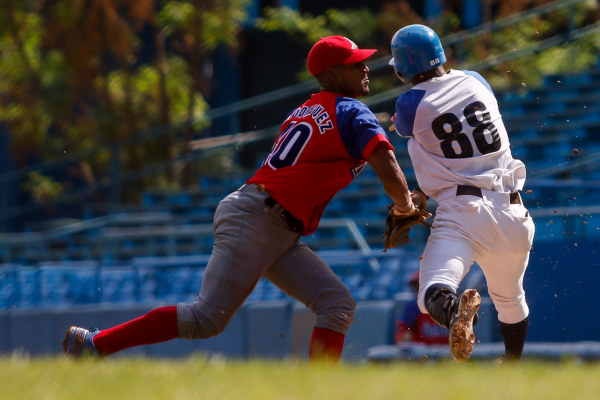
[367,144,415,215]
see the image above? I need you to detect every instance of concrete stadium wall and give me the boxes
[0,297,498,361]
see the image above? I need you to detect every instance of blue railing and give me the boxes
[0,248,415,309]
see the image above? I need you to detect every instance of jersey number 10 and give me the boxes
[431,101,501,158]
[267,122,313,169]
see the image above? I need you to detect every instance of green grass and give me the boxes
[1,356,600,400]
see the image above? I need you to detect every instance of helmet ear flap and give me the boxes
[395,70,408,83]
[388,58,408,83]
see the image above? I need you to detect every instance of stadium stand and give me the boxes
[2,56,600,305]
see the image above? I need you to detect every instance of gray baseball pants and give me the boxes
[177,184,356,339]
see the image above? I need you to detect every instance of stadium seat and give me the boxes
[136,266,160,304]
[38,267,71,307]
[0,266,18,309]
[68,268,101,304]
[98,267,138,304]
[341,273,364,295]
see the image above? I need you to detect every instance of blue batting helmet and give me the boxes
[389,24,446,82]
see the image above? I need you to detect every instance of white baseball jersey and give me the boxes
[393,69,526,201]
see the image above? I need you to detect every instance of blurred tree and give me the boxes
[39,0,160,200]
[258,1,600,91]
[0,0,249,208]
[0,1,52,164]
[443,0,600,90]
[257,6,378,46]
[157,0,249,184]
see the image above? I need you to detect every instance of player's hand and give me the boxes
[391,200,416,217]
[410,190,432,220]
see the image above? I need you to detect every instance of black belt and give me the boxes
[264,197,304,234]
[456,185,521,205]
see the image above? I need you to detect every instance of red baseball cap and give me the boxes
[307,36,378,76]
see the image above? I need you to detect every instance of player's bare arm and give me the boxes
[367,144,415,215]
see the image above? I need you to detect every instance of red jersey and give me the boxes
[247,90,392,235]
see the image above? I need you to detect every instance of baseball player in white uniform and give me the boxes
[389,24,535,362]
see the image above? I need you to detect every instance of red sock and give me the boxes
[93,306,178,356]
[308,327,345,363]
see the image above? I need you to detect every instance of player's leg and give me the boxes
[417,223,480,362]
[478,250,531,361]
[477,203,534,360]
[263,243,355,362]
[64,185,300,357]
[499,317,529,360]
[417,227,476,326]
[88,241,265,357]
[171,185,302,340]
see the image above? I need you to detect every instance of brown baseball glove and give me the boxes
[383,193,432,251]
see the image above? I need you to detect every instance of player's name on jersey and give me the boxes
[285,105,333,134]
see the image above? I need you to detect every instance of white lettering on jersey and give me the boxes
[286,105,333,135]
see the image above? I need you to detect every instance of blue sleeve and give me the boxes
[393,89,426,137]
[400,298,420,327]
[463,70,494,94]
[336,98,388,159]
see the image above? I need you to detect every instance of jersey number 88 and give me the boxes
[431,101,501,159]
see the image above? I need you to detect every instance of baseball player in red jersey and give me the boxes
[389,25,535,362]
[63,36,421,362]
